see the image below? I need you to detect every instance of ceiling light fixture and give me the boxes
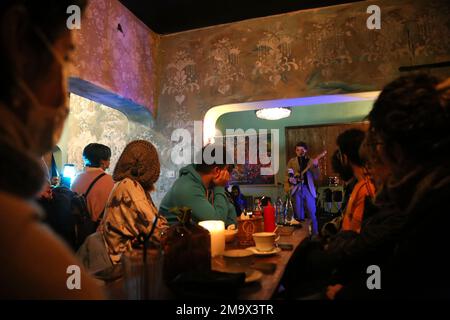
[255,107,291,120]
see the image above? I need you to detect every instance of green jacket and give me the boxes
[159,165,237,227]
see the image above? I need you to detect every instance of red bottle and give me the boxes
[263,201,276,232]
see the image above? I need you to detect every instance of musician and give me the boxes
[284,142,320,234]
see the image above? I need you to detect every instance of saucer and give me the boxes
[245,270,263,283]
[245,246,281,256]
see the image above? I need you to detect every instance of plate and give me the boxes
[245,270,263,283]
[245,246,282,256]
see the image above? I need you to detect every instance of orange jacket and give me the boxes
[341,177,375,233]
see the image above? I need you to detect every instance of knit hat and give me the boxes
[113,140,160,191]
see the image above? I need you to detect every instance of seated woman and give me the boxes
[78,140,168,271]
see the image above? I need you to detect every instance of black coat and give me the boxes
[37,187,77,251]
[337,165,450,299]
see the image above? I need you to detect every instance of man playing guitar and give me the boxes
[284,142,326,235]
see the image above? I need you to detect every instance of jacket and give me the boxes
[284,156,320,197]
[341,177,375,233]
[159,165,237,227]
[336,163,450,299]
[101,178,168,264]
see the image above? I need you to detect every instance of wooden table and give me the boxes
[218,226,309,300]
[104,224,309,300]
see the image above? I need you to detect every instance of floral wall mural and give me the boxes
[162,50,200,106]
[204,38,244,95]
[65,94,176,206]
[253,27,298,85]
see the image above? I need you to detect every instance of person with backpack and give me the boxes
[71,143,115,226]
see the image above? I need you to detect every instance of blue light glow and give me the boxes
[62,164,77,184]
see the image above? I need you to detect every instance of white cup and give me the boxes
[252,232,280,252]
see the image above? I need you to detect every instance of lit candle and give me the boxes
[198,220,225,257]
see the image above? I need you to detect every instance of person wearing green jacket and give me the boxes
[159,148,237,227]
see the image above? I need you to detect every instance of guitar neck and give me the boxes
[300,151,326,176]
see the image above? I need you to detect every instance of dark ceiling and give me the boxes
[119,0,363,34]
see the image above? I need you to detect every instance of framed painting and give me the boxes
[217,132,276,185]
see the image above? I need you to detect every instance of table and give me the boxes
[104,223,309,300]
[217,226,309,300]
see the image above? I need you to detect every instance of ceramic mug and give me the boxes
[252,232,280,252]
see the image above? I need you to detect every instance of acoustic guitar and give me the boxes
[288,150,327,196]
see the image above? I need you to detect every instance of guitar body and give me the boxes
[289,179,302,196]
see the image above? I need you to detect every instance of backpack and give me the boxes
[71,173,106,250]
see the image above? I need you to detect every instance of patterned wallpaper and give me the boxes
[66,94,176,206]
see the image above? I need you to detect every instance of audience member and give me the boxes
[0,0,103,299]
[71,143,115,224]
[159,145,237,227]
